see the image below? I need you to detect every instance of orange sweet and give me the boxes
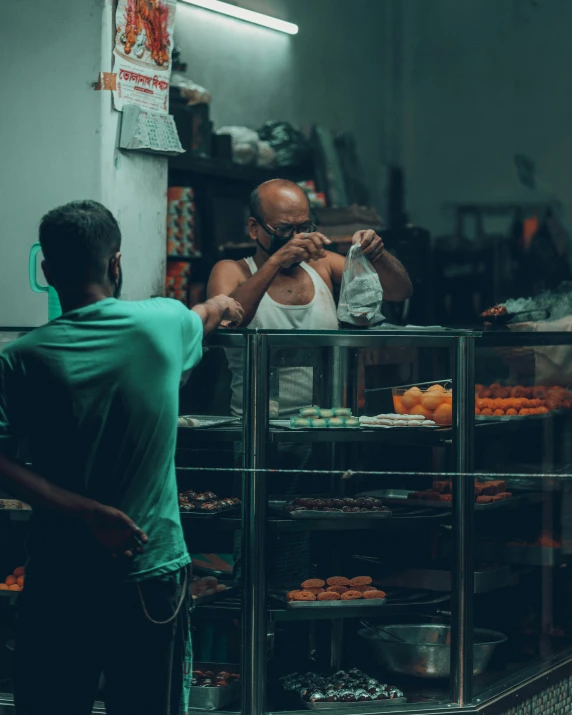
[422,391,444,411]
[506,408,517,416]
[433,403,453,425]
[0,584,8,591]
[393,396,406,414]
[402,387,422,409]
[481,408,493,416]
[13,567,24,578]
[519,408,530,416]
[16,576,24,587]
[493,409,505,416]
[5,576,16,587]
[8,585,20,592]
[427,384,446,393]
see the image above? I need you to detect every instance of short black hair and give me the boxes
[39,200,121,286]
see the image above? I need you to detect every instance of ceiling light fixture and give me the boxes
[179,0,298,35]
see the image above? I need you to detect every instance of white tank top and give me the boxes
[227,257,339,417]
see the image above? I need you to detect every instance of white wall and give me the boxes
[0,0,167,328]
[396,0,572,238]
[174,0,388,210]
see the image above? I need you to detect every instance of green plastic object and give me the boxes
[29,243,61,321]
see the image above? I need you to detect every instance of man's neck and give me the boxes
[58,285,114,315]
[253,247,270,270]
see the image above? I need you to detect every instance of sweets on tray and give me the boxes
[190,575,228,601]
[0,500,30,510]
[392,384,453,425]
[280,669,404,703]
[284,497,390,514]
[360,413,437,427]
[476,384,572,416]
[292,407,358,429]
[191,668,240,687]
[409,481,512,503]
[286,575,385,602]
[0,566,24,592]
[481,305,508,318]
[179,490,240,513]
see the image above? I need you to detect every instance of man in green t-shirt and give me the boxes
[0,200,243,715]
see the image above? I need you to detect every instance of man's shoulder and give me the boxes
[212,259,250,277]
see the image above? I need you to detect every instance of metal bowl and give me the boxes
[358,624,506,679]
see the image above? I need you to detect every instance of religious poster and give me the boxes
[112,0,178,113]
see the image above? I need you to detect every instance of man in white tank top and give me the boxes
[207,179,413,417]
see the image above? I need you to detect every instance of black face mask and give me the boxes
[111,264,123,299]
[256,234,291,256]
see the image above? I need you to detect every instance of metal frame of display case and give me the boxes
[207,328,479,714]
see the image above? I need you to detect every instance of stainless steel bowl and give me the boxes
[358,624,506,679]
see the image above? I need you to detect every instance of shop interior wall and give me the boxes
[174,0,389,213]
[394,0,572,242]
[0,0,167,329]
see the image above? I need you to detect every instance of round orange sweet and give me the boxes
[537,406,549,414]
[5,576,16,587]
[402,387,422,409]
[13,567,24,578]
[475,408,482,415]
[481,408,493,416]
[519,408,530,416]
[422,391,444,411]
[8,584,20,591]
[506,408,517,416]
[393,396,406,414]
[16,576,24,587]
[0,584,8,591]
[493,409,505,416]
[433,403,453,425]
[427,384,446,393]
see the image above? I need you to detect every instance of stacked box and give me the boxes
[166,261,191,304]
[297,180,327,209]
[167,187,202,258]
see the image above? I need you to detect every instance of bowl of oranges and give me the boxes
[392,384,455,425]
[0,566,24,593]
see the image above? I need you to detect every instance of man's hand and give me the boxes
[81,501,148,559]
[206,295,244,328]
[272,232,332,270]
[353,229,384,263]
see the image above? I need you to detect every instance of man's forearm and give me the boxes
[192,302,225,336]
[229,258,280,325]
[372,251,413,302]
[0,452,92,515]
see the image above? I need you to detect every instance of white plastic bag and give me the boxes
[337,243,385,326]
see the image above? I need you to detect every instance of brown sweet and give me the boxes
[326,585,348,594]
[287,590,303,601]
[351,585,372,593]
[301,579,326,589]
[476,495,494,504]
[318,591,341,601]
[340,590,363,600]
[326,577,350,587]
[349,576,373,587]
[363,590,386,599]
[481,480,507,496]
[495,492,513,500]
[432,481,451,494]
[291,590,316,601]
[439,494,453,502]
[304,587,324,595]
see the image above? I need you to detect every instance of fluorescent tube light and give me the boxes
[179,0,298,35]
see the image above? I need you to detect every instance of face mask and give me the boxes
[256,234,291,256]
[111,264,123,299]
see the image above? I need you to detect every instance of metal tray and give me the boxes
[382,566,511,594]
[475,413,551,422]
[270,420,361,431]
[273,592,386,609]
[475,540,566,567]
[179,415,239,429]
[270,501,392,520]
[358,489,538,511]
[304,697,407,710]
[189,662,240,711]
[180,504,240,520]
[192,585,237,607]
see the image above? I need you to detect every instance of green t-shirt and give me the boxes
[0,298,203,581]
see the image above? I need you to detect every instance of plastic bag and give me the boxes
[337,243,385,326]
[217,126,259,165]
[257,121,311,167]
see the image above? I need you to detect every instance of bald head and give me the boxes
[249,179,310,225]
